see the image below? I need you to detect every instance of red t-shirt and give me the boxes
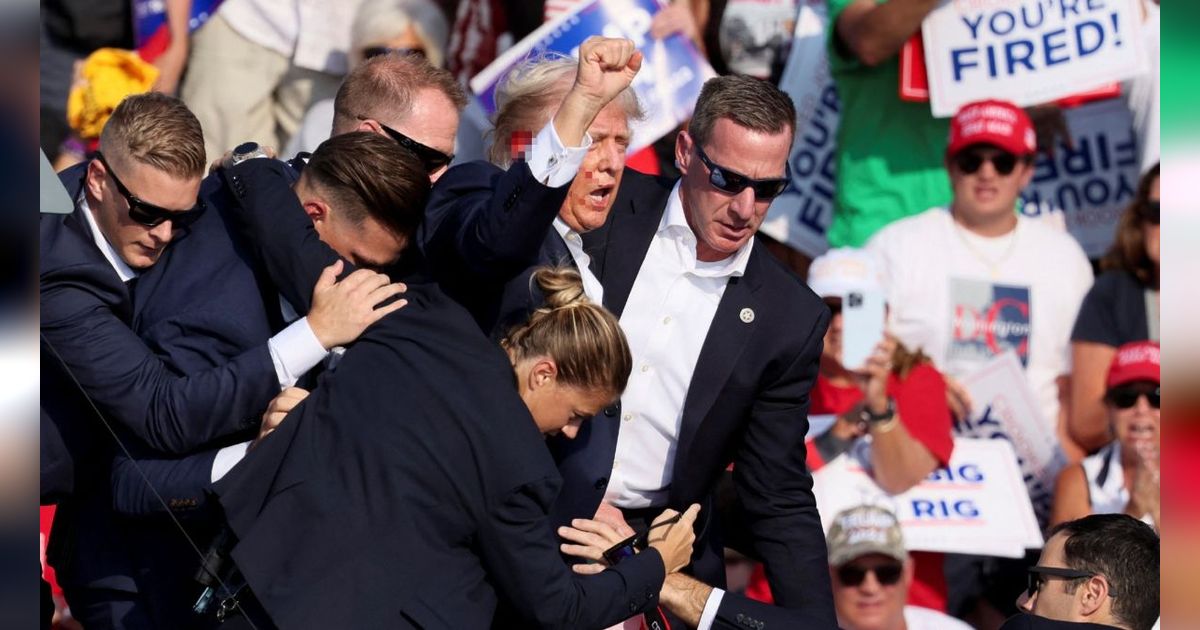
[747,363,954,611]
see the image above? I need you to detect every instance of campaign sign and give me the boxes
[922,0,1149,118]
[813,438,1044,557]
[959,351,1067,526]
[133,0,224,61]
[468,0,716,154]
[760,0,840,258]
[1020,98,1140,258]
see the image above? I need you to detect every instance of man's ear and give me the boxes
[85,158,106,201]
[303,199,329,223]
[1077,575,1110,617]
[675,130,694,175]
[528,357,559,390]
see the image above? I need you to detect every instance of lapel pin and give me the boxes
[739,307,755,324]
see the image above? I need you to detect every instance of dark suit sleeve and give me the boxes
[220,158,340,314]
[475,477,666,630]
[710,591,829,629]
[732,305,836,625]
[110,448,220,516]
[421,160,570,283]
[40,265,276,455]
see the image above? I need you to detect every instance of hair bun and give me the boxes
[532,267,588,310]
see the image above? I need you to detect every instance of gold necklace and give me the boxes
[951,217,1019,279]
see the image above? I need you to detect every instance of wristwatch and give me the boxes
[229,142,270,166]
[858,398,896,427]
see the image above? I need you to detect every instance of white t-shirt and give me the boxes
[904,605,974,630]
[865,207,1093,432]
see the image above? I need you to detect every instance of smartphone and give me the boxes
[841,289,885,372]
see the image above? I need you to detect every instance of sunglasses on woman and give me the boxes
[1106,384,1160,409]
[362,46,426,60]
[1027,566,1117,599]
[836,562,903,587]
[94,152,206,228]
[952,147,1031,176]
[695,144,789,200]
[1140,200,1160,225]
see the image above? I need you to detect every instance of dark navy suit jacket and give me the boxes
[548,170,838,626]
[215,158,669,629]
[41,163,280,625]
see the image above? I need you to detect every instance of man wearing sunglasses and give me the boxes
[865,99,1095,620]
[626,505,969,629]
[547,74,836,626]
[1004,513,1159,630]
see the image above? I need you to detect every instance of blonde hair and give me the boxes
[98,92,205,178]
[487,54,643,167]
[332,53,467,135]
[502,267,632,396]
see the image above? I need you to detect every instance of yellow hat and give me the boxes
[66,48,159,140]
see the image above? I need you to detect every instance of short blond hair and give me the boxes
[332,53,467,135]
[98,92,205,178]
[487,54,642,167]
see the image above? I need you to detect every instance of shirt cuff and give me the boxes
[211,441,251,483]
[525,120,591,188]
[268,316,327,389]
[696,588,725,630]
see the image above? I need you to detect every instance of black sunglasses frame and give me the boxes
[1106,385,1160,409]
[1140,200,1160,225]
[362,46,426,60]
[357,116,454,172]
[694,144,789,200]
[94,152,206,228]
[1026,566,1117,599]
[953,148,1031,176]
[836,562,904,587]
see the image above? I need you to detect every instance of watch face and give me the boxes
[234,141,260,156]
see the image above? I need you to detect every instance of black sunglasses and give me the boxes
[695,144,789,200]
[602,512,684,565]
[362,46,426,60]
[953,148,1030,176]
[1027,566,1117,599]
[94,152,206,228]
[836,562,904,587]
[357,116,454,172]
[1140,200,1160,225]
[1107,385,1160,409]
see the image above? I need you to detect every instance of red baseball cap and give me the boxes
[947,99,1037,158]
[1106,341,1160,388]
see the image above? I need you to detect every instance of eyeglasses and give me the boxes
[94,152,206,228]
[836,562,904,587]
[952,147,1030,176]
[1140,200,1160,225]
[1027,566,1117,599]
[695,144,789,200]
[362,46,426,60]
[357,116,454,173]
[602,512,684,565]
[1106,385,1160,409]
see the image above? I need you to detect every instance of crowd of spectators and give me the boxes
[39,1,1161,629]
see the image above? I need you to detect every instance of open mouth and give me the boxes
[586,185,614,208]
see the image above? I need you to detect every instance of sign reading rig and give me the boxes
[813,438,1044,558]
[469,0,716,154]
[921,0,1149,118]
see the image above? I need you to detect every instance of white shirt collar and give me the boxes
[660,181,752,278]
[79,193,138,283]
[551,216,578,242]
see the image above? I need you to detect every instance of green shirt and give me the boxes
[825,0,951,247]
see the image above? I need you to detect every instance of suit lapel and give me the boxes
[585,173,672,318]
[674,247,767,477]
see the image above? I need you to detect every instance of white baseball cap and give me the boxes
[806,248,884,300]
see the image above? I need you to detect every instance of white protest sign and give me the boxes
[1020,98,1140,257]
[813,438,1043,557]
[760,0,839,258]
[922,0,1149,118]
[958,351,1067,526]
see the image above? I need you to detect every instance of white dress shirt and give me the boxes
[552,217,604,304]
[604,182,752,509]
[78,194,327,481]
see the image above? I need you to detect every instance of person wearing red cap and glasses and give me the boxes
[864,99,1094,622]
[1051,341,1160,531]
